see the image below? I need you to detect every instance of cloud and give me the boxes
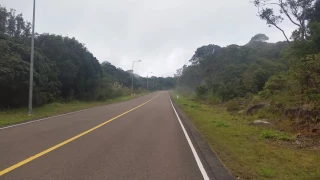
[1,0,296,77]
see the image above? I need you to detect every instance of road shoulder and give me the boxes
[171,98,235,180]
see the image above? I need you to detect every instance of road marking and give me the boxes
[0,95,150,130]
[0,95,158,177]
[169,94,210,180]
[0,107,101,130]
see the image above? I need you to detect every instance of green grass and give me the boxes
[278,132,294,141]
[260,130,278,139]
[213,120,230,128]
[260,167,275,178]
[171,91,320,180]
[259,130,294,141]
[0,93,147,127]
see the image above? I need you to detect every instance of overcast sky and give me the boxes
[2,0,296,77]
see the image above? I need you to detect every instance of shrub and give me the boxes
[225,100,240,112]
[256,106,282,119]
[207,93,221,105]
[196,85,208,97]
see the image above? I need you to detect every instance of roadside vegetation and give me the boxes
[171,92,320,180]
[0,93,148,127]
[173,0,320,179]
[0,4,175,125]
[174,0,320,151]
[0,4,175,108]
[175,0,320,138]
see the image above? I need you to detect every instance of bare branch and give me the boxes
[279,0,301,27]
[273,23,291,43]
[257,6,291,43]
[252,0,313,41]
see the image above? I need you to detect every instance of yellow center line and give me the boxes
[0,95,159,177]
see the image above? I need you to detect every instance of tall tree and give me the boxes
[176,35,288,100]
[253,0,314,43]
[6,9,16,37]
[250,33,270,42]
[15,13,25,37]
[0,5,8,34]
[23,22,31,38]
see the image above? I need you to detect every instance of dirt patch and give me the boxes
[290,121,320,137]
[273,119,320,149]
[284,104,320,122]
[293,135,320,149]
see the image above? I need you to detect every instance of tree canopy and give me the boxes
[0,5,175,108]
[176,34,288,100]
[176,0,320,122]
[253,0,315,43]
[249,34,269,42]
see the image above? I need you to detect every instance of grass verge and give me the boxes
[171,92,320,180]
[0,93,147,127]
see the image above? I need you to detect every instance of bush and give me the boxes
[196,85,208,97]
[256,106,282,119]
[207,93,221,105]
[225,100,240,112]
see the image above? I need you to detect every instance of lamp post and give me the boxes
[28,0,36,115]
[131,60,141,94]
[147,72,152,90]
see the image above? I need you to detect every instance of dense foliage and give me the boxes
[0,5,175,108]
[176,39,288,101]
[176,0,320,121]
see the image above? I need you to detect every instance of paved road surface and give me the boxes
[0,92,222,180]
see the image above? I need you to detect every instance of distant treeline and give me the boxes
[0,5,175,108]
[175,0,320,121]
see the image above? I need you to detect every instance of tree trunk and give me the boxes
[273,24,291,44]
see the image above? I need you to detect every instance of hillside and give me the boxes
[175,0,320,137]
[176,37,288,100]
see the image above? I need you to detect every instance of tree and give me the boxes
[6,9,16,37]
[23,22,31,38]
[35,34,103,99]
[0,39,60,107]
[250,33,270,42]
[15,13,25,37]
[253,0,314,43]
[307,0,320,22]
[0,5,8,34]
[189,44,222,65]
[0,5,175,108]
[176,34,288,101]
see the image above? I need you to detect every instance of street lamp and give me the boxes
[28,0,36,115]
[147,72,152,90]
[131,60,141,94]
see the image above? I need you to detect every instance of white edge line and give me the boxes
[168,93,210,180]
[0,106,106,130]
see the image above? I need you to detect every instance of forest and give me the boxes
[175,0,320,129]
[0,5,175,108]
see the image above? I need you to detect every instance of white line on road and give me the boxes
[0,94,152,130]
[169,94,210,180]
[0,106,105,130]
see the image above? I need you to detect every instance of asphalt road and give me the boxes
[0,92,225,180]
